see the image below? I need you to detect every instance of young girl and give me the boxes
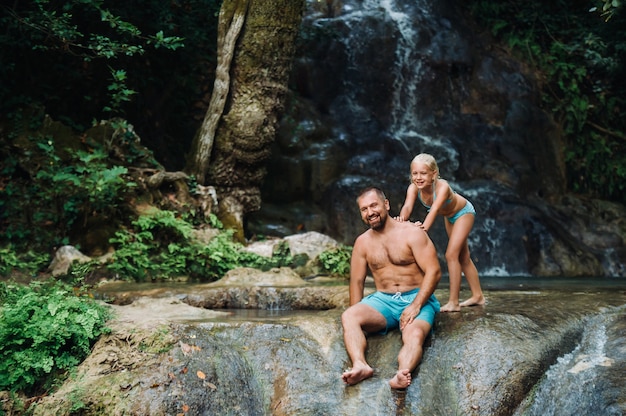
[398,153,484,312]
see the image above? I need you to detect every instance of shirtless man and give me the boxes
[341,187,441,389]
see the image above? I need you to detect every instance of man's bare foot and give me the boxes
[440,302,461,312]
[389,369,412,389]
[342,365,374,385]
[460,295,486,307]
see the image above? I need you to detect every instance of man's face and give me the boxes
[357,190,389,230]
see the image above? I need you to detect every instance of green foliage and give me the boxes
[468,0,626,203]
[0,280,111,394]
[592,0,622,21]
[35,142,134,221]
[107,211,291,281]
[108,211,186,280]
[0,0,221,160]
[103,68,136,114]
[0,0,184,118]
[65,259,102,287]
[0,133,135,252]
[318,245,352,277]
[0,247,50,277]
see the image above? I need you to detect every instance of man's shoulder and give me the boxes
[352,231,373,255]
[394,219,419,231]
[355,229,373,243]
[394,220,428,241]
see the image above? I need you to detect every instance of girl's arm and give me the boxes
[398,183,418,221]
[421,180,451,231]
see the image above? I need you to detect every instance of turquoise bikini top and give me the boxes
[417,185,454,211]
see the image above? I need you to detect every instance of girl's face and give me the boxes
[410,161,436,189]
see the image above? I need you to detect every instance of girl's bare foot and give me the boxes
[440,302,461,312]
[342,365,374,385]
[460,295,485,307]
[389,369,412,389]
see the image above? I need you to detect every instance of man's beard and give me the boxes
[368,213,386,230]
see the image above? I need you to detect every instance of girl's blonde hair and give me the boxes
[410,153,440,182]
[411,153,439,173]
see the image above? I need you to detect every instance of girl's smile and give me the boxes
[410,161,436,189]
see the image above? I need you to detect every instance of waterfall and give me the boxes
[514,307,625,415]
[328,0,459,160]
[255,1,626,277]
[301,0,525,275]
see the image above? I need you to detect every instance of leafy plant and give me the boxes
[1,0,183,116]
[0,133,136,252]
[319,245,352,277]
[0,0,220,153]
[0,247,50,277]
[592,0,622,21]
[0,281,111,394]
[35,141,135,221]
[103,68,136,114]
[107,211,289,281]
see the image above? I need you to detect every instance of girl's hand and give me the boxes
[394,216,406,222]
[413,221,425,231]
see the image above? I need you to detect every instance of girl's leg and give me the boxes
[458,232,485,307]
[441,214,483,311]
[440,218,466,312]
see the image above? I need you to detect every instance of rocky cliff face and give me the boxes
[247,0,626,277]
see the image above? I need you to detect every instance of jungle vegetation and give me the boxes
[467,0,625,201]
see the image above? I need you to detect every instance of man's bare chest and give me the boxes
[367,243,414,270]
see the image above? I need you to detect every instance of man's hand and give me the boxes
[399,303,422,330]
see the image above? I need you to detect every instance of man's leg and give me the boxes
[389,319,431,389]
[341,303,386,385]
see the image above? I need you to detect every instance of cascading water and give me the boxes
[267,0,626,277]
[299,0,533,276]
[513,305,626,415]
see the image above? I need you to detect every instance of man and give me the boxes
[341,187,441,389]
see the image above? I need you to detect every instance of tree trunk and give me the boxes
[187,0,249,185]
[188,0,305,240]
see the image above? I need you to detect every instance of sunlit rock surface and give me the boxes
[32,277,626,415]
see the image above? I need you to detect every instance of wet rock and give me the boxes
[284,231,341,258]
[48,245,92,276]
[212,267,307,287]
[30,281,626,415]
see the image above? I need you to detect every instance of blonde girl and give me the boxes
[398,153,484,312]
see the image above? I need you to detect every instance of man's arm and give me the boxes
[412,228,441,303]
[348,237,368,306]
[399,228,441,329]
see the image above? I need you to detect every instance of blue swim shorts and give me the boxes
[360,288,440,334]
[447,200,476,224]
